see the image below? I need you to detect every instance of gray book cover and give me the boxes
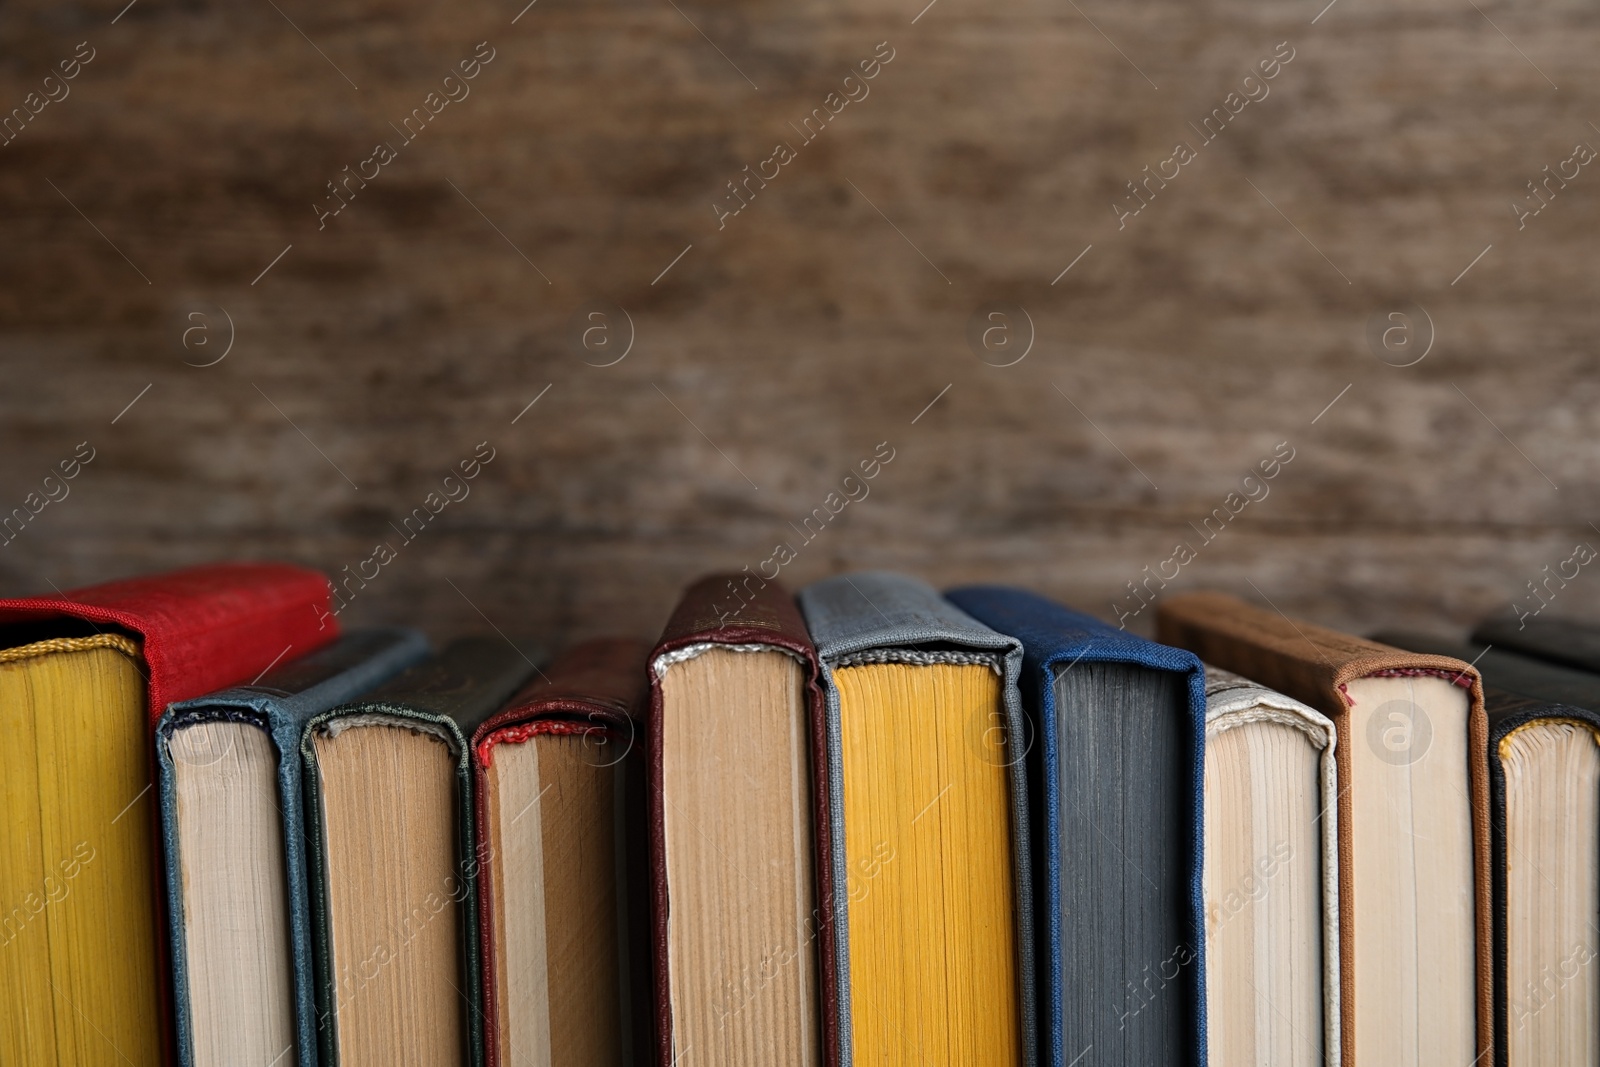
[797,571,1036,1067]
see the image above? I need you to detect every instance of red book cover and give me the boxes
[0,560,338,722]
[472,637,652,1067]
[0,560,338,1059]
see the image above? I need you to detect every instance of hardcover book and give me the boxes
[157,627,429,1067]
[0,561,337,1067]
[947,584,1208,1067]
[1376,631,1600,1067]
[1473,614,1600,677]
[647,575,831,1067]
[301,636,537,1067]
[473,637,653,1067]
[1202,666,1340,1067]
[800,573,1035,1067]
[1159,592,1490,1067]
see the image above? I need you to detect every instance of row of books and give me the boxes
[1,562,1595,1066]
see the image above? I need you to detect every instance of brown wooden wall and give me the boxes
[1,0,1595,646]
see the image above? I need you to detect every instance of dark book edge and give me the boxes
[1054,661,1197,1067]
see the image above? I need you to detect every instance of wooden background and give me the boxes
[1,0,1595,647]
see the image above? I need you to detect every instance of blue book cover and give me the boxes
[947,585,1208,1067]
[156,627,429,1067]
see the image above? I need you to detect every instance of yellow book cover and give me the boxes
[835,661,1020,1066]
[0,634,162,1066]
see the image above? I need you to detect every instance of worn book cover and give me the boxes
[0,561,337,1067]
[301,636,537,1067]
[647,575,832,1067]
[1160,592,1490,1067]
[950,584,1209,1067]
[800,572,1036,1067]
[1377,630,1600,1067]
[473,636,653,1067]
[157,627,428,1067]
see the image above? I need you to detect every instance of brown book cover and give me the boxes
[646,575,833,1067]
[1157,591,1490,1067]
[472,637,654,1067]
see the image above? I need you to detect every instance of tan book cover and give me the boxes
[1158,591,1490,1067]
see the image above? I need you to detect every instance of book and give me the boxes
[1158,592,1490,1067]
[301,636,538,1067]
[0,561,337,1067]
[473,637,653,1067]
[948,584,1209,1067]
[1473,614,1600,676]
[156,627,429,1067]
[1202,666,1340,1067]
[799,572,1036,1067]
[1374,631,1600,1067]
[647,575,831,1067]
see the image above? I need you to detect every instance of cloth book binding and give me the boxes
[947,584,1206,1067]
[0,560,338,1061]
[472,636,654,1067]
[1159,592,1491,1067]
[1203,665,1341,1066]
[157,627,429,1067]
[301,636,539,1067]
[799,572,1037,1067]
[0,561,338,718]
[1374,630,1600,1067]
[645,575,834,1067]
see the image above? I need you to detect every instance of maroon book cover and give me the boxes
[646,575,835,1067]
[472,637,653,1067]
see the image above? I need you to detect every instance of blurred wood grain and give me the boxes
[1,0,1596,646]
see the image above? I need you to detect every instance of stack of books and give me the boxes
[2,561,1595,1066]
